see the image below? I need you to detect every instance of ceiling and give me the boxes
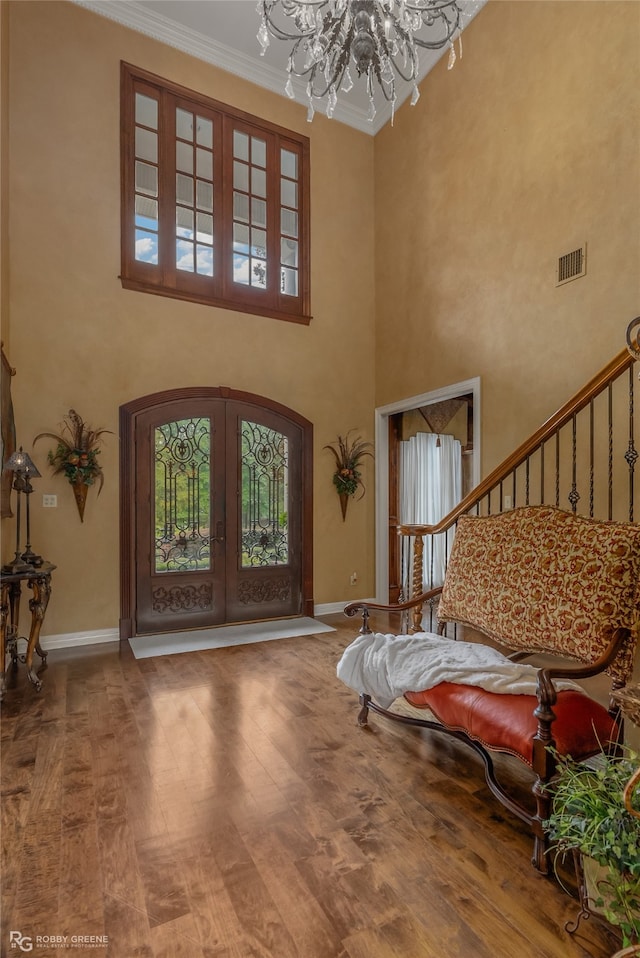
[74,0,485,134]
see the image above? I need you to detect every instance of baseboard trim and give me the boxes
[314,599,375,617]
[40,628,120,651]
[40,603,374,650]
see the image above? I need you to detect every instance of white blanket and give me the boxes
[336,631,582,709]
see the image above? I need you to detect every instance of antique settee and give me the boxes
[339,505,640,872]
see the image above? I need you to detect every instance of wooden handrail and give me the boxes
[399,347,634,537]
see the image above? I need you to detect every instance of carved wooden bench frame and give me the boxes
[343,506,640,873]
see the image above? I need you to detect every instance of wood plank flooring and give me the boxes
[1,615,622,958]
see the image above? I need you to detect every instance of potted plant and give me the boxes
[324,431,373,521]
[545,746,640,950]
[34,409,112,522]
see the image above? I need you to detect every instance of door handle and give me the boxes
[210,520,225,544]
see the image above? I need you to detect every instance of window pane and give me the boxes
[196,180,213,212]
[154,418,211,574]
[281,266,298,296]
[176,205,193,238]
[281,237,298,267]
[251,137,266,168]
[176,239,194,271]
[135,195,158,229]
[196,147,213,181]
[281,148,297,179]
[196,245,214,276]
[251,197,266,228]
[135,127,157,163]
[176,108,194,141]
[281,208,298,238]
[233,160,249,193]
[234,253,250,285]
[251,228,267,257]
[196,116,213,148]
[135,93,157,129]
[135,229,158,264]
[176,141,193,174]
[281,178,297,209]
[196,211,213,241]
[251,258,267,288]
[233,222,250,253]
[252,167,266,198]
[233,130,249,161]
[135,161,158,197]
[233,191,249,224]
[176,173,194,206]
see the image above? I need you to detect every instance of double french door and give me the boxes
[119,389,313,638]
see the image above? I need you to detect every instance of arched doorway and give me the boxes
[119,387,313,639]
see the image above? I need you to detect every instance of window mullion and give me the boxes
[266,133,279,303]
[220,114,234,302]
[158,91,176,288]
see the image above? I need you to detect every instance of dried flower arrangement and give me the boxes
[34,409,112,521]
[324,431,373,520]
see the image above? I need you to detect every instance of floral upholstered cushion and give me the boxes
[437,506,640,683]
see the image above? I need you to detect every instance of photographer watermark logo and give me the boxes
[9,932,32,952]
[9,931,109,951]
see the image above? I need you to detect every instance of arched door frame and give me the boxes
[119,386,314,641]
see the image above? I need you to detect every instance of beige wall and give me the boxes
[1,1,9,349]
[5,0,376,635]
[374,0,640,476]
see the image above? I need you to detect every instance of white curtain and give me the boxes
[399,432,462,605]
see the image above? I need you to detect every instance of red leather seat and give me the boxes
[404,684,620,767]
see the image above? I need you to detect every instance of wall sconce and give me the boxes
[2,446,42,573]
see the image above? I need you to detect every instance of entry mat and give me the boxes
[128,616,336,660]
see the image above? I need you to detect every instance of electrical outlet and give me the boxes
[504,495,512,510]
[350,572,358,586]
[43,494,57,507]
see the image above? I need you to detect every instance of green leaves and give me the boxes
[545,748,640,944]
[324,431,373,500]
[34,410,112,494]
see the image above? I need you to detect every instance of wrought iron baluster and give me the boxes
[589,399,594,518]
[568,414,579,512]
[625,366,638,522]
[555,430,560,507]
[608,382,613,520]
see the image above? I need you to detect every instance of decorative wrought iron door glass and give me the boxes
[241,420,289,567]
[154,417,211,573]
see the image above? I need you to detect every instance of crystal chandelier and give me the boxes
[257,0,467,123]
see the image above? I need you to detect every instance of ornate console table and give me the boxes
[0,562,55,700]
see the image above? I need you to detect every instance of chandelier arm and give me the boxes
[412,30,460,50]
[287,58,349,100]
[386,56,417,84]
[401,0,462,12]
[285,11,352,97]
[376,17,419,84]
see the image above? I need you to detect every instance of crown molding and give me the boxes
[71,0,379,133]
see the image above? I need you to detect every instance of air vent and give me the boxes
[556,244,587,286]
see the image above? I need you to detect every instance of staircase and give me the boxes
[399,317,640,632]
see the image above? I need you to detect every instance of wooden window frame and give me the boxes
[120,62,311,325]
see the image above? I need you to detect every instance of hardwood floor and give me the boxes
[1,615,622,958]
